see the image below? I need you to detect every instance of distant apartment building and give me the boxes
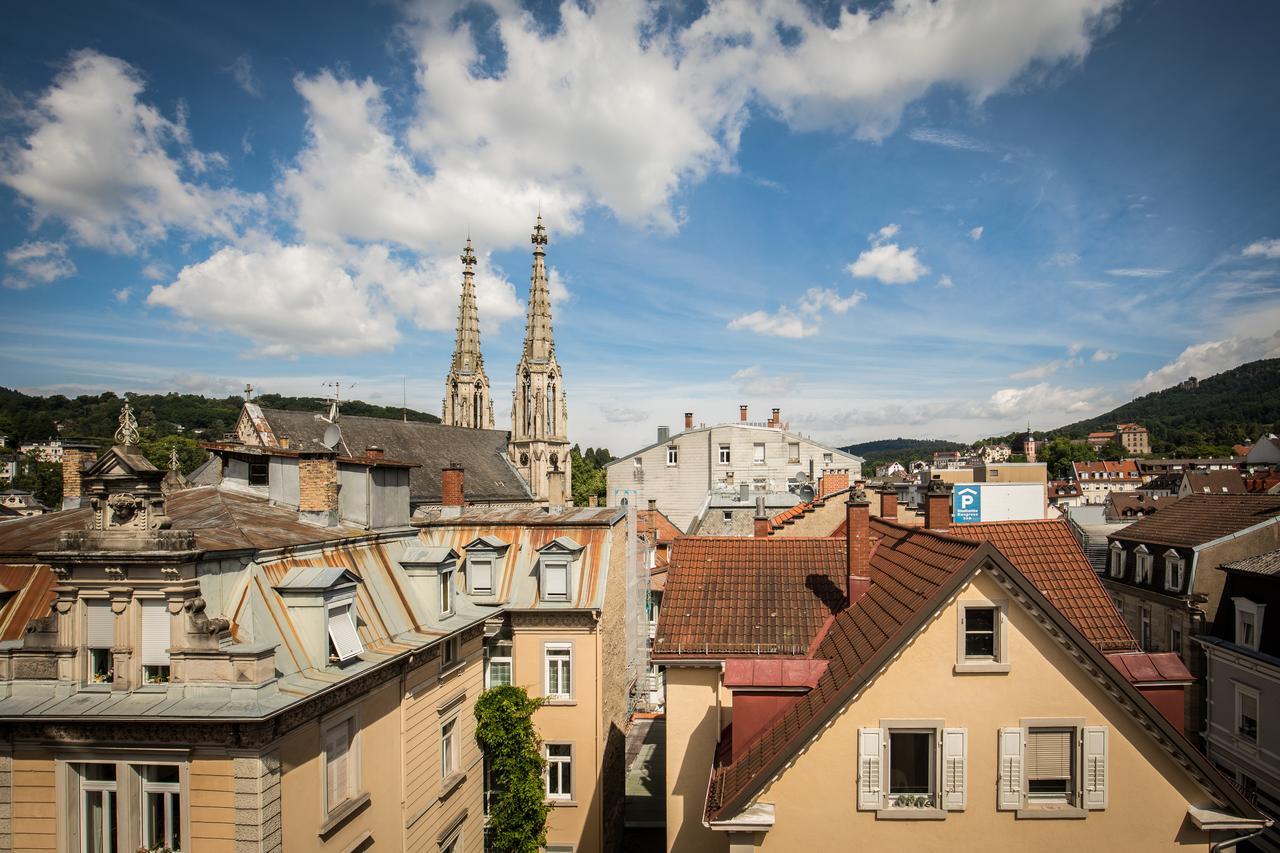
[977,442,1012,463]
[1137,457,1241,480]
[1087,423,1150,455]
[604,406,861,532]
[16,438,98,464]
[1074,460,1141,504]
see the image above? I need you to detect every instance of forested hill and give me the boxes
[1051,358,1280,456]
[840,437,968,468]
[0,388,439,448]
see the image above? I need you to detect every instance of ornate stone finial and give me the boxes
[531,214,548,254]
[168,446,179,471]
[115,403,140,446]
[460,237,476,270]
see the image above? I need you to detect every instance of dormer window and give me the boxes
[1163,550,1185,592]
[1134,545,1153,584]
[327,600,363,661]
[1234,598,1265,651]
[468,556,493,596]
[460,536,510,599]
[538,537,584,603]
[276,566,364,667]
[439,564,455,617]
[139,599,171,684]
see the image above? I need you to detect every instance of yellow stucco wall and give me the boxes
[664,665,729,853]
[188,756,235,852]
[739,570,1215,852]
[11,752,54,851]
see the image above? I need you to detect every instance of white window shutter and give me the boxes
[942,728,968,811]
[544,561,568,598]
[857,727,883,810]
[328,603,364,661]
[471,559,492,593]
[1082,726,1108,810]
[140,599,171,666]
[997,727,1025,810]
[86,601,114,649]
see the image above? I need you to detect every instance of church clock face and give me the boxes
[520,452,529,466]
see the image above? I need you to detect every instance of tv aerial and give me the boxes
[320,380,353,453]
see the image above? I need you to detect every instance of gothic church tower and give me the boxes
[509,215,570,502]
[441,238,495,429]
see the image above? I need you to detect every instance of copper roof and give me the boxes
[654,537,848,657]
[1110,494,1280,548]
[947,519,1137,652]
[1105,651,1193,684]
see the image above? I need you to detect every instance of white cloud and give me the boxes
[1010,357,1081,380]
[908,128,994,153]
[602,406,647,424]
[728,286,865,338]
[937,274,955,288]
[984,382,1101,417]
[731,365,796,397]
[1066,342,1083,356]
[1243,238,1280,259]
[1106,267,1168,278]
[3,240,75,289]
[225,55,262,98]
[968,226,984,241]
[113,287,131,303]
[1135,331,1280,393]
[1091,349,1116,362]
[875,223,901,241]
[848,240,929,284]
[1,51,260,253]
[141,262,168,281]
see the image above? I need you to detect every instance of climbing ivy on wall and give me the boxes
[475,686,550,853]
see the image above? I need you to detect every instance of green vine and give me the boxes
[475,686,550,853]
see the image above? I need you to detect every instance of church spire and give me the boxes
[441,237,494,429]
[523,214,555,363]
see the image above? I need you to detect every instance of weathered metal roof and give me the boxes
[400,545,458,564]
[464,534,511,550]
[275,566,360,591]
[540,535,584,553]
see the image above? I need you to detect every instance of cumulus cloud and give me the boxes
[1243,238,1280,259]
[1135,331,1280,393]
[3,240,75,289]
[937,274,955,288]
[601,406,647,424]
[113,287,131,303]
[847,224,929,284]
[224,55,262,98]
[1,51,260,253]
[732,365,796,397]
[1106,267,1167,278]
[1091,349,1116,362]
[728,286,865,338]
[969,226,984,241]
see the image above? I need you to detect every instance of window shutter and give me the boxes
[544,562,568,598]
[86,601,114,649]
[325,722,351,806]
[941,728,967,811]
[1082,726,1108,810]
[997,727,1024,810]
[140,599,171,666]
[1025,729,1072,780]
[470,558,493,593]
[328,603,364,661]
[856,727,883,810]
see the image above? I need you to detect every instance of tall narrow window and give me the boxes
[140,599,170,684]
[545,645,572,700]
[1234,598,1264,651]
[546,744,572,800]
[1140,606,1152,651]
[666,445,678,466]
[468,557,493,596]
[1108,542,1124,578]
[547,382,556,435]
[78,763,117,853]
[1237,687,1259,742]
[1134,545,1153,583]
[86,600,114,684]
[542,560,569,602]
[788,442,801,464]
[1025,728,1074,803]
[141,764,182,851]
[753,443,766,464]
[473,389,481,427]
[963,607,996,658]
[485,632,513,688]
[439,566,455,616]
[441,718,458,779]
[324,717,357,814]
[719,445,731,464]
[1164,550,1185,592]
[887,730,935,800]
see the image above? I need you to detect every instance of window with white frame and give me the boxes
[544,644,572,700]
[997,723,1108,813]
[85,599,114,685]
[887,729,935,803]
[718,445,731,464]
[141,764,182,851]
[327,600,364,663]
[955,602,1009,672]
[66,761,190,853]
[666,445,678,466]
[752,443,766,464]
[323,715,359,815]
[857,723,966,813]
[722,510,733,524]
[1234,598,1265,651]
[1108,542,1124,579]
[823,453,833,464]
[439,564,455,615]
[467,556,493,596]
[1163,550,1185,592]
[1236,685,1259,742]
[1134,545,1153,584]
[788,442,800,463]
[1025,728,1075,803]
[139,599,171,684]
[77,762,118,853]
[633,457,642,468]
[541,559,570,602]
[440,717,459,779]
[546,743,572,800]
[485,631,512,688]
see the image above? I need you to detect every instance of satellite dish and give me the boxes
[321,423,342,450]
[798,485,815,503]
[794,470,809,485]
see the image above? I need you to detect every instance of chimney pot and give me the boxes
[648,498,657,512]
[739,404,748,423]
[754,495,770,537]
[878,486,898,522]
[588,494,599,507]
[61,448,86,510]
[299,454,339,525]
[442,464,465,508]
[684,412,694,429]
[924,481,952,531]
[658,425,670,443]
[771,407,781,428]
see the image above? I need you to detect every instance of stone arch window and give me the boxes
[473,383,482,427]
[547,380,557,435]
[523,373,534,435]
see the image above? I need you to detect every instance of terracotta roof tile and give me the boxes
[1111,494,1280,548]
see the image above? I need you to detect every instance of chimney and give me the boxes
[365,445,384,460]
[684,412,694,430]
[754,496,770,538]
[846,489,872,605]
[771,407,781,428]
[648,498,658,513]
[657,425,670,443]
[442,464,465,508]
[299,454,339,526]
[588,494,599,507]
[878,486,898,522]
[924,481,951,531]
[61,448,85,510]
[819,468,850,499]
[547,468,567,509]
[739,404,748,423]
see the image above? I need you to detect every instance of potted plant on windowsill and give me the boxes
[893,794,935,808]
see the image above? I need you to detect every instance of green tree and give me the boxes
[570,445,606,506]
[475,686,549,853]
[1041,437,1097,480]
[11,452,62,508]
[139,434,208,474]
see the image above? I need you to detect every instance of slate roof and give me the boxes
[947,519,1138,652]
[1110,494,1280,548]
[1221,548,1280,577]
[253,407,533,504]
[653,537,848,657]
[1183,469,1246,495]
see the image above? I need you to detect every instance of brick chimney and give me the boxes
[820,468,849,499]
[878,486,898,522]
[365,445,384,460]
[442,464,465,507]
[846,489,872,605]
[684,412,694,430]
[299,454,339,526]
[588,494,599,508]
[739,404,748,423]
[62,448,85,510]
[754,496,770,538]
[771,407,781,428]
[924,481,951,531]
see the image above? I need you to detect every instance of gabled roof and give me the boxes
[400,545,459,565]
[947,518,1137,651]
[1221,548,1280,577]
[604,423,862,468]
[1182,469,1246,495]
[538,535,584,553]
[1110,494,1280,548]
[275,566,361,592]
[464,535,511,551]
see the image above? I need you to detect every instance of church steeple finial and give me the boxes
[441,236,494,429]
[523,215,554,361]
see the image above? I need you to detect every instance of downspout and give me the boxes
[1210,826,1270,851]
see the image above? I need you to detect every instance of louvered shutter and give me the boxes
[470,558,493,594]
[1025,729,1073,781]
[328,603,364,661]
[139,599,171,666]
[86,601,114,649]
[325,721,351,807]
[857,727,883,810]
[997,727,1025,810]
[1082,726,1108,810]
[544,561,568,598]
[941,728,967,811]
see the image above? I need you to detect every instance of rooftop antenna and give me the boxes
[320,381,353,454]
[402,375,407,423]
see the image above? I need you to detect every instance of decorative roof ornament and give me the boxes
[115,403,140,446]
[531,213,548,254]
[168,445,179,471]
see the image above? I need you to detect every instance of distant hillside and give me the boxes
[0,388,439,448]
[841,437,968,468]
[1051,358,1280,456]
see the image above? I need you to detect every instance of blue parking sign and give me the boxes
[953,484,981,523]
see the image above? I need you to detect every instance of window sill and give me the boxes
[876,807,946,821]
[543,699,577,706]
[440,660,466,679]
[319,791,372,837]
[547,798,578,808]
[953,661,1011,674]
[438,771,466,801]
[1016,804,1086,820]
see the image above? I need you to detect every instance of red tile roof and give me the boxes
[947,519,1137,652]
[1073,459,1140,478]
[638,509,683,543]
[653,537,848,657]
[1111,494,1280,548]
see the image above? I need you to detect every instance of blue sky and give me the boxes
[3,0,1279,453]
